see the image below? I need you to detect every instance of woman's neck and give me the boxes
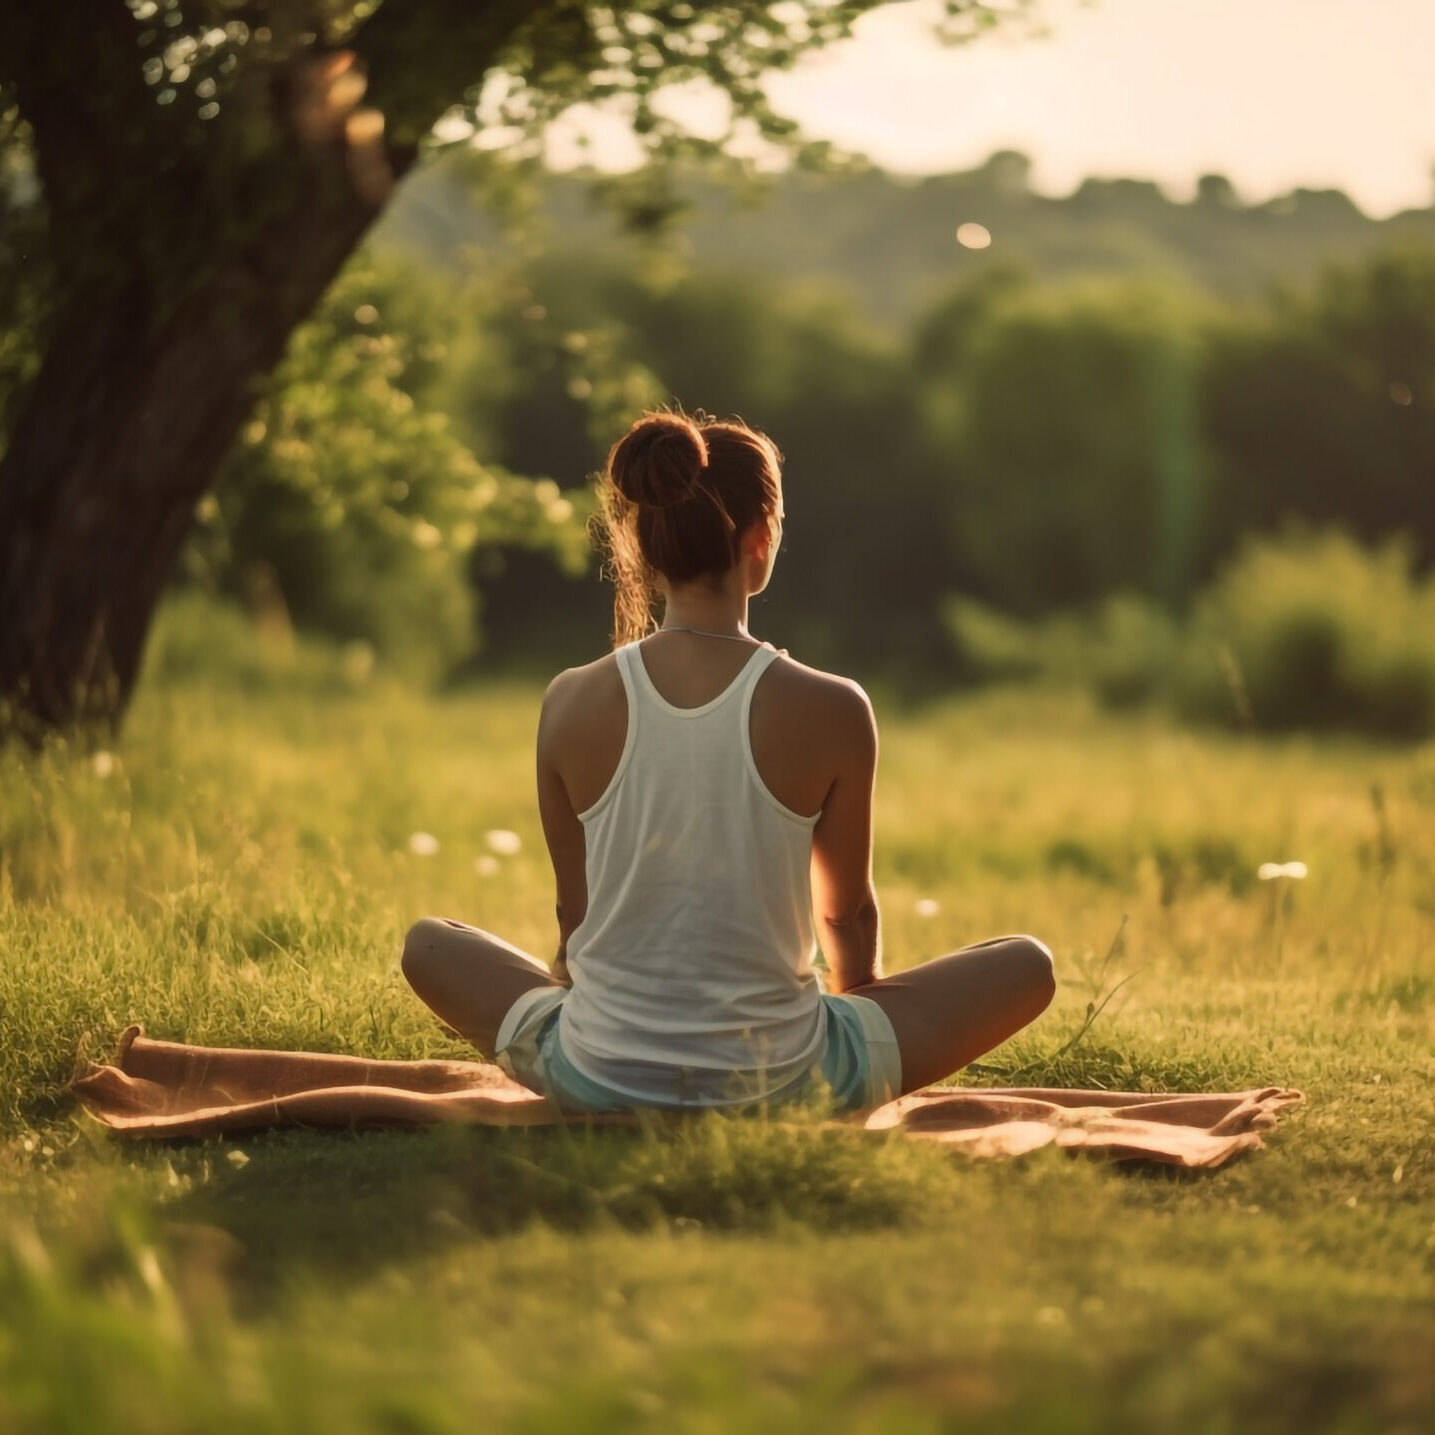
[659,580,751,639]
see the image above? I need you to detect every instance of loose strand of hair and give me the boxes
[593,487,657,648]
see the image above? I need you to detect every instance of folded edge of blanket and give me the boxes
[865,1086,1305,1168]
[71,1024,561,1136]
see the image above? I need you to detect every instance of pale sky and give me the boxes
[545,0,1435,218]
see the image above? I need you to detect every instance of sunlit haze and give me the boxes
[545,0,1435,217]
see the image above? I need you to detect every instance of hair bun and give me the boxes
[608,412,708,508]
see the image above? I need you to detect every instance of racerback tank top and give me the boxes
[557,640,827,1105]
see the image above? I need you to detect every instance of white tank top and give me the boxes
[558,640,826,1105]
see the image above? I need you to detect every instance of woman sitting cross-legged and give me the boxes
[402,409,1055,1113]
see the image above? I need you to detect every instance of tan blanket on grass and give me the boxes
[73,1025,1303,1169]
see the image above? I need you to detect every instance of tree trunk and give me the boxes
[0,179,385,742]
[0,5,550,743]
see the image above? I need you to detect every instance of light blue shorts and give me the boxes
[494,988,902,1115]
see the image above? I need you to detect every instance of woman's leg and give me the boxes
[400,917,561,1057]
[850,935,1056,1094]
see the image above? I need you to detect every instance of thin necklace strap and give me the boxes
[654,625,760,646]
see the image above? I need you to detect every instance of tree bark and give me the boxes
[0,156,388,740]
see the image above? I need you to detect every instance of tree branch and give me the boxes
[350,0,548,158]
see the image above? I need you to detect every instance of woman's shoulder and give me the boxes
[764,651,872,710]
[747,653,876,810]
[759,652,876,743]
[539,652,625,740]
[544,649,622,696]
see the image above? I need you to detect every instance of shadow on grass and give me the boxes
[160,1113,955,1307]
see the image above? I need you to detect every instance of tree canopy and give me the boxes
[0,0,1035,413]
[0,0,1033,739]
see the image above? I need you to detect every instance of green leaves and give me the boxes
[185,256,590,677]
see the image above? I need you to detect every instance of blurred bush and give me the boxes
[944,592,1179,709]
[1177,529,1435,738]
[182,259,589,681]
[141,592,383,697]
[947,530,1435,740]
[943,595,1055,684]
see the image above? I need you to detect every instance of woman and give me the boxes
[402,411,1055,1112]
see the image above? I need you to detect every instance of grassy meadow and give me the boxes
[2,643,1433,1434]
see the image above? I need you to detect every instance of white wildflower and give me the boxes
[1257,861,1307,881]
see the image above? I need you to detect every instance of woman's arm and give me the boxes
[536,673,588,985]
[809,682,881,995]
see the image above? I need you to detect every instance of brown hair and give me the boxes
[597,409,782,646]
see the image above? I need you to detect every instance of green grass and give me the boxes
[3,663,1433,1435]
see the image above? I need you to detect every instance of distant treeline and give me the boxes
[377,149,1435,325]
